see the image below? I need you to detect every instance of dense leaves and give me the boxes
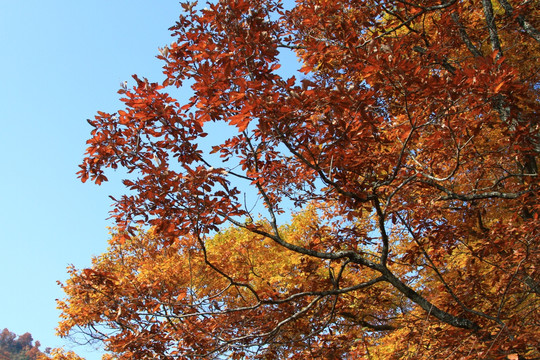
[64,0,539,358]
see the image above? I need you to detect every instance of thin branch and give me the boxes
[358,0,458,47]
[196,232,262,303]
[412,45,457,74]
[385,175,417,211]
[274,127,373,204]
[497,258,525,319]
[339,311,397,331]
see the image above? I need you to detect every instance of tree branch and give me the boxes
[497,0,540,43]
[339,311,397,331]
[482,0,503,59]
[380,267,479,330]
[450,13,483,57]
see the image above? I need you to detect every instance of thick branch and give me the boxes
[373,196,390,266]
[497,0,540,43]
[450,13,483,57]
[380,268,479,330]
[397,213,505,326]
[524,275,540,295]
[420,178,528,201]
[482,0,503,59]
[226,215,379,267]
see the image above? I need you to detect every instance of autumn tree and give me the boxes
[0,329,45,360]
[61,0,539,358]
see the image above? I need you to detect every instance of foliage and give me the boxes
[37,348,92,360]
[63,0,539,358]
[0,329,44,360]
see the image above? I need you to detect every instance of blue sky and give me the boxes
[0,1,183,359]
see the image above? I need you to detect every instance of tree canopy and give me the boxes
[59,0,539,358]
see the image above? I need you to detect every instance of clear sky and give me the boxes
[0,1,183,359]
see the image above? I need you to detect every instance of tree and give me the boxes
[0,329,44,360]
[62,0,539,358]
